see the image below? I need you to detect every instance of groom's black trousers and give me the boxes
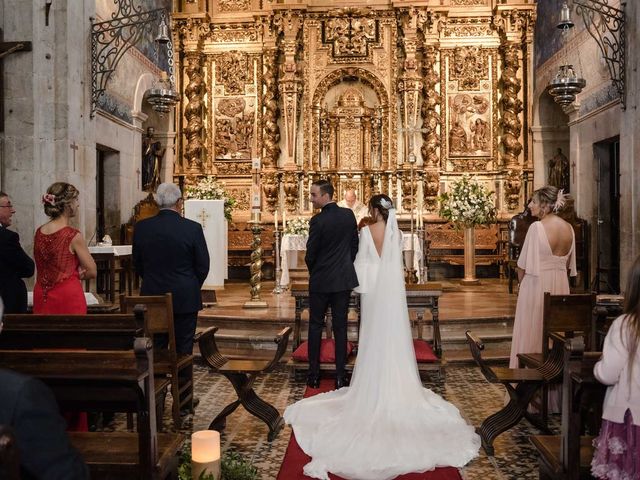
[308,290,351,379]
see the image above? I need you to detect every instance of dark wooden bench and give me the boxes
[530,339,605,480]
[466,330,575,456]
[0,310,145,350]
[0,339,184,479]
[518,293,596,427]
[288,282,444,377]
[198,326,292,441]
[121,294,195,429]
[0,309,172,431]
[426,223,505,276]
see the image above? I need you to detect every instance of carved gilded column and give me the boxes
[421,44,441,212]
[262,171,280,214]
[276,10,303,167]
[283,171,299,213]
[398,9,423,168]
[500,43,524,210]
[262,47,280,169]
[183,51,206,177]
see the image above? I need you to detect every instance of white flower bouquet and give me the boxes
[185,176,236,221]
[438,175,496,227]
[284,217,310,236]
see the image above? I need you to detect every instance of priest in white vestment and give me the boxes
[337,189,367,224]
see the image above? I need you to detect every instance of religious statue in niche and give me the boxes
[214,97,254,159]
[448,93,491,157]
[141,127,165,192]
[548,147,570,193]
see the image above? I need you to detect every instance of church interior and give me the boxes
[0,0,638,478]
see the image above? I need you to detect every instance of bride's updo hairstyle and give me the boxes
[532,185,569,217]
[42,182,79,219]
[368,194,394,223]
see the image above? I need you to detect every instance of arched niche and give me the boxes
[531,89,570,190]
[309,68,391,171]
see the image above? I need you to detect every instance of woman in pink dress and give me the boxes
[33,182,96,314]
[508,186,576,368]
[33,182,97,431]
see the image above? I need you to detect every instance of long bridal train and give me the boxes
[284,208,480,480]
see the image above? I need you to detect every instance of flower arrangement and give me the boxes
[438,175,497,227]
[284,217,310,236]
[185,176,236,222]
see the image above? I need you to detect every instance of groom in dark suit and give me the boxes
[0,192,35,313]
[305,179,359,389]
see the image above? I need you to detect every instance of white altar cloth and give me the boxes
[184,199,228,288]
[279,231,423,287]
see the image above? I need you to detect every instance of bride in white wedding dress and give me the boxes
[284,194,480,480]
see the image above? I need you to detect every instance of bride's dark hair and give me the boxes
[368,194,393,223]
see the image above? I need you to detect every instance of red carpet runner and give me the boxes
[276,379,463,480]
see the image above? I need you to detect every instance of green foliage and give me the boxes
[185,176,236,222]
[178,449,258,480]
[220,451,259,480]
[437,174,497,227]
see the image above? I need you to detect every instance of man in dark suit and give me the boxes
[133,182,210,410]
[305,179,359,389]
[0,192,35,313]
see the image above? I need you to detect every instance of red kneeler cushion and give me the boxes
[413,339,438,363]
[292,339,354,363]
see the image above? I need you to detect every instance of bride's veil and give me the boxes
[351,203,422,392]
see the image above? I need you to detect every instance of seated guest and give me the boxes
[0,299,89,480]
[337,189,367,224]
[0,192,35,313]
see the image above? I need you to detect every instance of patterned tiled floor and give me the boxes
[166,363,559,480]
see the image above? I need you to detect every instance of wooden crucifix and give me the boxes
[0,30,32,132]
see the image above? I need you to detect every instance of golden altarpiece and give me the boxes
[171,0,536,269]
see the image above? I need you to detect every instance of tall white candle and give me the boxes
[282,209,287,229]
[274,210,279,230]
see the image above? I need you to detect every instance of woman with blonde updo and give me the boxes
[33,182,96,314]
[509,186,577,400]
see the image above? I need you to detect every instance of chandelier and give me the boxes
[146,72,180,116]
[547,65,586,108]
[547,2,586,108]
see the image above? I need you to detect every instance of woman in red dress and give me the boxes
[33,182,96,314]
[33,182,97,430]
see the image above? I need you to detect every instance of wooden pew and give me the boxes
[0,309,145,350]
[426,223,505,276]
[530,338,605,480]
[0,339,184,480]
[518,293,596,426]
[466,330,571,456]
[0,308,171,431]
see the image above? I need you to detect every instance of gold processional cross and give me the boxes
[197,209,210,229]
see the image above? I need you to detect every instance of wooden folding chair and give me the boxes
[518,292,595,426]
[120,293,195,428]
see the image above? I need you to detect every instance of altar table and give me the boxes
[279,232,424,287]
[87,245,133,302]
